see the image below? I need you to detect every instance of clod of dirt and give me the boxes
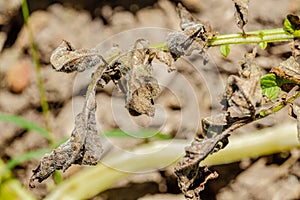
[6,61,32,93]
[217,153,300,200]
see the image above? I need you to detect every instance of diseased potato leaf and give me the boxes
[50,40,103,73]
[166,3,213,60]
[270,56,300,87]
[30,63,107,188]
[224,50,263,119]
[175,50,265,200]
[232,0,250,34]
[31,37,179,186]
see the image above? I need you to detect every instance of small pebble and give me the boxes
[6,62,31,93]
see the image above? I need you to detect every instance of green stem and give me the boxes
[21,0,52,144]
[258,91,300,118]
[208,28,295,46]
[149,28,297,51]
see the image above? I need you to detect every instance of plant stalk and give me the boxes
[207,28,295,46]
[21,0,53,144]
[45,123,300,200]
[149,28,298,51]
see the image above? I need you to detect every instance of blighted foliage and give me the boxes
[30,2,300,200]
[166,3,213,62]
[30,51,107,187]
[232,0,250,34]
[30,29,178,187]
[175,49,300,199]
[175,50,265,199]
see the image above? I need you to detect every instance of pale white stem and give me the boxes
[45,123,300,200]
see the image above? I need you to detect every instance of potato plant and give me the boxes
[24,1,300,199]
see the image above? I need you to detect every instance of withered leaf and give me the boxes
[109,39,160,117]
[232,0,250,34]
[166,4,213,58]
[175,51,264,199]
[224,50,262,119]
[153,50,176,72]
[175,130,230,200]
[176,3,201,31]
[290,40,300,58]
[30,56,107,188]
[201,113,228,138]
[289,104,300,142]
[270,56,300,85]
[50,40,103,73]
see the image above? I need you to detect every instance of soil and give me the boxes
[0,0,300,199]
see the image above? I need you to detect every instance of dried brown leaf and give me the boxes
[176,3,201,31]
[175,129,231,200]
[101,39,161,117]
[154,50,176,71]
[270,56,300,85]
[50,40,103,73]
[29,109,102,187]
[287,14,300,30]
[232,0,250,34]
[166,4,213,58]
[123,40,160,116]
[30,43,108,187]
[223,50,262,119]
[175,51,264,199]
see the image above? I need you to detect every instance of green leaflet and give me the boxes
[260,74,281,100]
[220,45,230,57]
[283,14,300,37]
[260,73,300,100]
[262,86,281,100]
[259,41,267,50]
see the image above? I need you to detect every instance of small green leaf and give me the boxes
[259,42,267,50]
[259,110,266,117]
[284,16,294,34]
[260,74,281,100]
[53,171,63,185]
[283,14,300,35]
[149,41,169,51]
[260,74,277,89]
[262,87,281,100]
[220,45,230,57]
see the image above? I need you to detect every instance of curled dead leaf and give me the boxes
[50,40,103,73]
[270,56,300,85]
[30,54,107,187]
[232,0,250,34]
[167,4,213,58]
